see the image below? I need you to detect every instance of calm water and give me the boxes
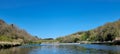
[0,44,120,54]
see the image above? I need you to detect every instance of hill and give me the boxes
[0,19,39,43]
[56,19,120,43]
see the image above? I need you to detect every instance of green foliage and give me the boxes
[28,41,41,44]
[0,19,39,43]
[80,33,89,41]
[0,36,12,41]
[43,38,54,40]
[56,35,80,43]
[87,20,120,41]
[74,38,79,42]
[56,19,120,43]
[88,36,96,41]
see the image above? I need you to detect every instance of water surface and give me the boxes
[0,44,120,54]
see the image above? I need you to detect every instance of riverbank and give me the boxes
[0,42,21,48]
[79,40,120,45]
[41,43,80,45]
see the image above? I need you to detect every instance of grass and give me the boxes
[0,36,13,42]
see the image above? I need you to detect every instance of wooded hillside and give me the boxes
[56,19,120,43]
[0,19,39,43]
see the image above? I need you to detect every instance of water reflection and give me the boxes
[0,44,41,54]
[78,44,120,54]
[0,44,120,54]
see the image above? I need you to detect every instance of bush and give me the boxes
[80,33,89,41]
[0,36,12,41]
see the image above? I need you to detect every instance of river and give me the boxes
[0,44,120,54]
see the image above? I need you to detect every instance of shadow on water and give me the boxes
[0,44,42,54]
[0,44,120,54]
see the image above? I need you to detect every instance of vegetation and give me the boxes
[56,35,81,43]
[28,41,41,44]
[0,19,40,44]
[39,38,57,43]
[43,38,54,40]
[56,19,120,43]
[0,35,12,41]
[1,18,120,44]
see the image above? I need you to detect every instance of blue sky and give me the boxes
[0,0,120,38]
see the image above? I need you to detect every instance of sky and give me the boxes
[0,0,120,38]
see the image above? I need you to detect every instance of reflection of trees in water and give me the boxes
[55,45,120,54]
[0,45,41,54]
[0,44,120,54]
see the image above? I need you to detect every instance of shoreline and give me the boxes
[0,42,21,48]
[41,40,120,45]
